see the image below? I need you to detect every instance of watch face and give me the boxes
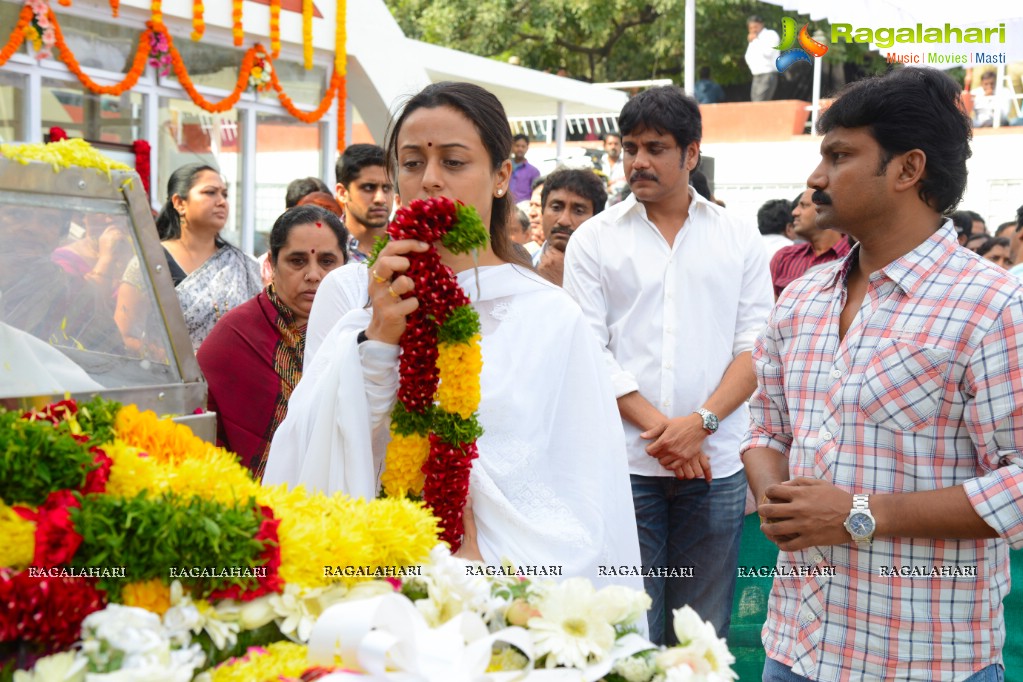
[707,414,719,430]
[848,512,874,537]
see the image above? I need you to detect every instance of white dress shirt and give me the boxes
[563,189,774,478]
[744,27,780,76]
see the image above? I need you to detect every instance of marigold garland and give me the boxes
[0,503,35,570]
[269,0,281,57]
[0,4,31,67]
[302,0,313,69]
[371,198,488,551]
[231,0,243,46]
[109,0,119,18]
[2,3,347,152]
[191,0,205,41]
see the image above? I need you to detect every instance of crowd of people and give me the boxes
[6,66,1023,680]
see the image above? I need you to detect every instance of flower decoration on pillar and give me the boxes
[232,0,244,46]
[249,48,273,93]
[147,29,170,76]
[369,198,487,552]
[25,0,56,60]
[190,0,205,41]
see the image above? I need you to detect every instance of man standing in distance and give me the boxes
[533,168,606,285]
[743,67,1023,680]
[335,144,394,262]
[769,188,852,297]
[745,15,780,102]
[509,134,541,203]
[564,86,773,644]
[601,132,628,199]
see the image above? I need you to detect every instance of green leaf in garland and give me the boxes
[430,410,484,447]
[389,401,435,437]
[442,203,489,254]
[437,304,481,344]
[0,412,93,506]
[365,234,391,268]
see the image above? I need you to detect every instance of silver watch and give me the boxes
[843,494,876,547]
[694,408,719,434]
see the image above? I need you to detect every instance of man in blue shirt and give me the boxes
[509,134,541,203]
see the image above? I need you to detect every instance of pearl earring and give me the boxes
[496,189,504,196]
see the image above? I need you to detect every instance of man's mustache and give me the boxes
[811,190,832,205]
[630,171,658,184]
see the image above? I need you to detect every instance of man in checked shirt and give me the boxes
[742,67,1023,682]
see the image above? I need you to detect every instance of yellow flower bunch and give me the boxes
[209,641,309,682]
[259,484,438,588]
[114,405,208,464]
[0,139,131,176]
[436,334,483,419]
[0,502,35,569]
[122,579,172,615]
[380,432,429,497]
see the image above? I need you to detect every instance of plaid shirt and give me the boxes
[741,222,1023,681]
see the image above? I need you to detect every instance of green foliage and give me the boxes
[385,0,881,88]
[442,204,489,254]
[70,493,269,600]
[366,235,391,268]
[431,409,483,447]
[437,304,481,344]
[390,401,436,436]
[71,396,121,448]
[0,412,93,506]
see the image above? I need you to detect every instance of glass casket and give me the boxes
[0,152,214,438]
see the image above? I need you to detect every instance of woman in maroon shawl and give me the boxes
[197,205,349,478]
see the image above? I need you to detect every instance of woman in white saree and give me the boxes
[264,82,642,590]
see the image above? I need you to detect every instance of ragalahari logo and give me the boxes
[774,17,829,72]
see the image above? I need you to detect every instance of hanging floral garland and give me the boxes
[1,0,347,151]
[190,0,205,41]
[269,0,281,57]
[369,197,487,552]
[231,0,243,46]
[301,0,313,70]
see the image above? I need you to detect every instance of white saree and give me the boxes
[265,264,643,590]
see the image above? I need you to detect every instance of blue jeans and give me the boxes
[763,658,1004,681]
[630,468,746,645]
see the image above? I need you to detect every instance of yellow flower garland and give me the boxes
[209,641,310,682]
[436,335,483,419]
[380,432,430,497]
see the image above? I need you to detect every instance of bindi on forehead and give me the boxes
[427,142,432,147]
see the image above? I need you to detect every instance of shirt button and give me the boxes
[806,613,817,622]
[820,431,833,441]
[812,553,824,564]
[663,400,671,409]
[830,369,841,379]
[664,362,673,370]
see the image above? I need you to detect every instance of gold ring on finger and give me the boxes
[372,269,387,284]
[388,285,400,299]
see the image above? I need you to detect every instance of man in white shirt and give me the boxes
[601,132,628,200]
[745,14,780,102]
[564,86,774,644]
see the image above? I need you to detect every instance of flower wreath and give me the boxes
[369,197,488,552]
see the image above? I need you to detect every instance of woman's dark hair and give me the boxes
[817,67,972,215]
[155,163,220,240]
[384,81,530,268]
[268,205,349,266]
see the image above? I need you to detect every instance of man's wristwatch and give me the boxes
[694,408,719,434]
[843,494,876,547]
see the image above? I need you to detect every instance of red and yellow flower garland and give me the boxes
[372,198,488,551]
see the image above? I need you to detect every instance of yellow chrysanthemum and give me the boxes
[381,432,430,497]
[103,439,161,497]
[0,502,35,570]
[115,404,209,464]
[436,335,483,419]
[0,139,131,176]
[122,579,172,615]
[259,484,438,589]
[208,641,309,682]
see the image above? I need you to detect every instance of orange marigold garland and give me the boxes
[50,8,151,96]
[370,198,488,551]
[109,0,119,18]
[231,0,244,46]
[302,0,313,69]
[0,4,32,67]
[269,0,281,57]
[335,0,346,153]
[191,0,205,41]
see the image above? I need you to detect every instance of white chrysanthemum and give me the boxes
[527,578,616,669]
[415,545,496,627]
[81,605,166,659]
[662,663,697,682]
[611,654,658,682]
[12,652,86,682]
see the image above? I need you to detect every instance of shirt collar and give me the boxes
[616,184,708,224]
[824,220,958,295]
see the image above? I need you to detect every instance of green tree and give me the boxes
[384,0,881,87]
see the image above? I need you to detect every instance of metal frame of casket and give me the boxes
[0,156,215,440]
